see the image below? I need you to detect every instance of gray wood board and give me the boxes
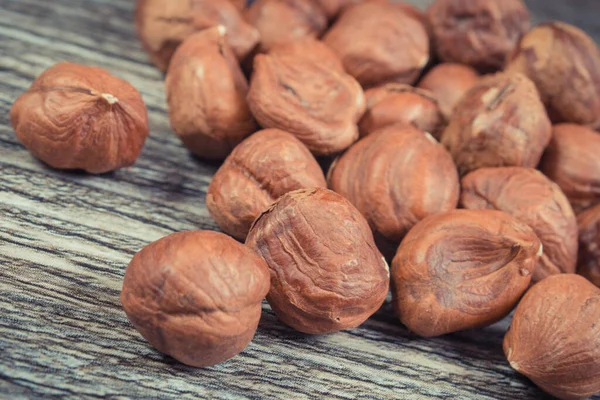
[0,0,597,399]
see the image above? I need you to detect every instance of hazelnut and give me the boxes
[268,38,344,73]
[328,124,459,244]
[135,0,260,71]
[539,124,600,213]
[243,0,327,53]
[506,22,600,127]
[577,204,600,287]
[246,188,390,334]
[441,72,551,176]
[207,129,327,241]
[359,84,445,139]
[504,274,600,400]
[165,27,256,160]
[313,0,360,20]
[121,231,270,367]
[323,1,429,88]
[247,51,365,155]
[417,63,479,120]
[10,62,149,174]
[230,0,247,11]
[427,0,530,72]
[461,167,578,283]
[391,209,541,338]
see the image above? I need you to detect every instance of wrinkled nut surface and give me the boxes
[323,2,429,88]
[246,188,390,334]
[539,124,600,213]
[243,0,327,53]
[359,84,446,139]
[506,22,600,127]
[417,63,479,120]
[313,0,360,19]
[135,0,260,71]
[427,0,530,72]
[268,38,344,73]
[578,204,600,287]
[461,167,578,283]
[328,124,459,244]
[207,129,326,241]
[392,209,541,337]
[10,62,149,174]
[121,231,270,367]
[504,274,600,400]
[166,27,256,160]
[247,52,365,155]
[441,72,551,176]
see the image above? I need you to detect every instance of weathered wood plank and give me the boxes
[0,0,597,398]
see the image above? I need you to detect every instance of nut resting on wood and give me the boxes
[323,1,429,88]
[506,21,600,127]
[460,167,578,283]
[246,188,390,334]
[165,26,256,160]
[539,123,600,213]
[207,129,326,241]
[121,231,270,367]
[328,124,459,245]
[247,49,365,155]
[135,0,260,71]
[427,0,530,72]
[391,209,541,338]
[504,274,600,400]
[359,84,445,139]
[441,72,551,176]
[10,62,149,174]
[578,204,600,287]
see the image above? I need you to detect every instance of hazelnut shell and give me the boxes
[392,209,541,337]
[577,204,600,287]
[504,274,600,400]
[10,62,149,174]
[246,188,390,334]
[207,129,326,241]
[121,231,270,367]
[461,167,578,282]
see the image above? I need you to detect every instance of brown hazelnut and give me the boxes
[165,27,256,160]
[10,62,149,174]
[323,2,429,88]
[207,129,327,241]
[246,188,390,334]
[539,124,600,213]
[268,38,344,73]
[461,167,578,283]
[441,72,551,176]
[247,51,365,155]
[504,274,600,400]
[135,0,260,71]
[359,84,445,139]
[328,124,459,244]
[391,209,541,338]
[417,63,479,120]
[427,0,530,72]
[230,0,247,11]
[313,0,360,20]
[506,22,600,127]
[121,231,270,367]
[243,0,327,53]
[578,204,600,287]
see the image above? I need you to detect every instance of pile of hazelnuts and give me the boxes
[9,0,600,398]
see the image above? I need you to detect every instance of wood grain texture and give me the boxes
[0,0,598,399]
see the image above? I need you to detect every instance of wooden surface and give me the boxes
[0,1,598,399]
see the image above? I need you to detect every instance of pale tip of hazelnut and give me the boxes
[217,25,227,36]
[509,360,521,372]
[382,256,390,278]
[424,132,437,144]
[519,268,530,277]
[101,93,119,105]
[537,243,544,257]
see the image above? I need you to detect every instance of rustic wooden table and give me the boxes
[1,1,599,399]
